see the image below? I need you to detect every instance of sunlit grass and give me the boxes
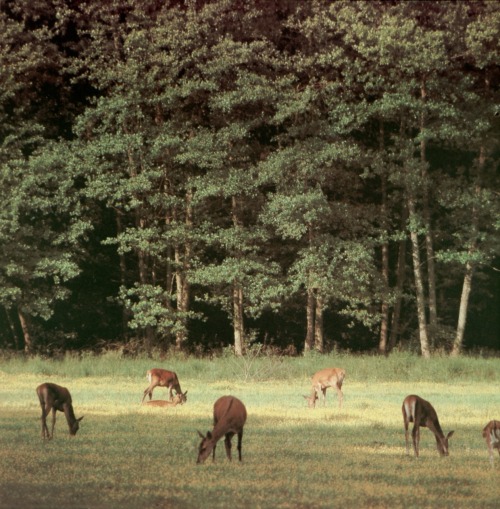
[0,354,499,508]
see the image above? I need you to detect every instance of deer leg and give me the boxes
[237,430,244,462]
[335,384,343,408]
[50,408,57,439]
[224,433,234,461]
[40,407,50,439]
[168,385,174,401]
[212,442,217,462]
[142,383,156,403]
[321,387,327,406]
[403,420,410,455]
[412,425,420,458]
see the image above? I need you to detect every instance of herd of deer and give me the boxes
[36,366,499,466]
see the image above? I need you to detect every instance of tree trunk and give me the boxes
[233,284,244,356]
[231,196,244,356]
[379,132,389,354]
[420,79,438,337]
[17,307,33,354]
[407,196,431,358]
[314,292,324,353]
[174,189,193,350]
[389,227,407,351]
[304,286,315,353]
[115,212,130,334]
[451,260,473,357]
[451,146,484,356]
[4,307,20,350]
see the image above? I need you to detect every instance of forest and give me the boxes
[0,0,498,357]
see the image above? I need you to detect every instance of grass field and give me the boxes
[0,352,499,508]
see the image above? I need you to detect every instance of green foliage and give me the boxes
[0,0,498,354]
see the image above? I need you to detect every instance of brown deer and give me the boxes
[36,383,84,440]
[142,392,188,407]
[197,395,247,464]
[402,395,454,457]
[482,420,500,467]
[141,368,187,404]
[304,368,345,408]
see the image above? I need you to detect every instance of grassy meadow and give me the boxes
[0,352,499,509]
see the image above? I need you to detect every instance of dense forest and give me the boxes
[0,0,498,357]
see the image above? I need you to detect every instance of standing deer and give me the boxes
[141,368,187,404]
[402,395,454,457]
[142,392,188,407]
[482,420,500,467]
[304,368,345,408]
[197,395,247,464]
[36,383,84,440]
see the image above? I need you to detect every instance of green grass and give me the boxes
[0,353,499,508]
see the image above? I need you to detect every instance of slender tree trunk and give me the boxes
[115,212,129,334]
[17,307,33,354]
[451,261,473,357]
[175,189,193,350]
[233,284,244,356]
[379,123,389,354]
[231,196,244,356]
[389,224,407,351]
[407,196,431,358]
[420,79,438,336]
[304,286,315,353]
[379,241,390,355]
[4,307,20,350]
[314,292,324,353]
[451,146,484,356]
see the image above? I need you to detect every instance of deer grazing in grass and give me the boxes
[197,396,247,464]
[36,383,84,440]
[304,368,345,408]
[402,395,454,457]
[141,368,187,404]
[142,392,188,407]
[482,420,500,467]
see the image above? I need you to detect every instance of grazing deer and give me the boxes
[482,420,500,467]
[36,383,84,440]
[197,395,247,464]
[142,392,188,407]
[141,368,187,404]
[402,395,454,457]
[304,368,345,408]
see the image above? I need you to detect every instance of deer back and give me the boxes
[212,396,247,435]
[147,369,178,387]
[37,382,72,411]
[312,368,345,389]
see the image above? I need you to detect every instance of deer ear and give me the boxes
[206,431,212,439]
[447,430,455,439]
[197,430,205,439]
[78,416,84,422]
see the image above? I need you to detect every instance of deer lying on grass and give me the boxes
[304,368,345,408]
[142,392,187,407]
[36,383,84,440]
[402,395,454,457]
[482,420,500,467]
[197,396,247,464]
[141,368,187,404]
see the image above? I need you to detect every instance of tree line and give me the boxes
[0,0,498,356]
